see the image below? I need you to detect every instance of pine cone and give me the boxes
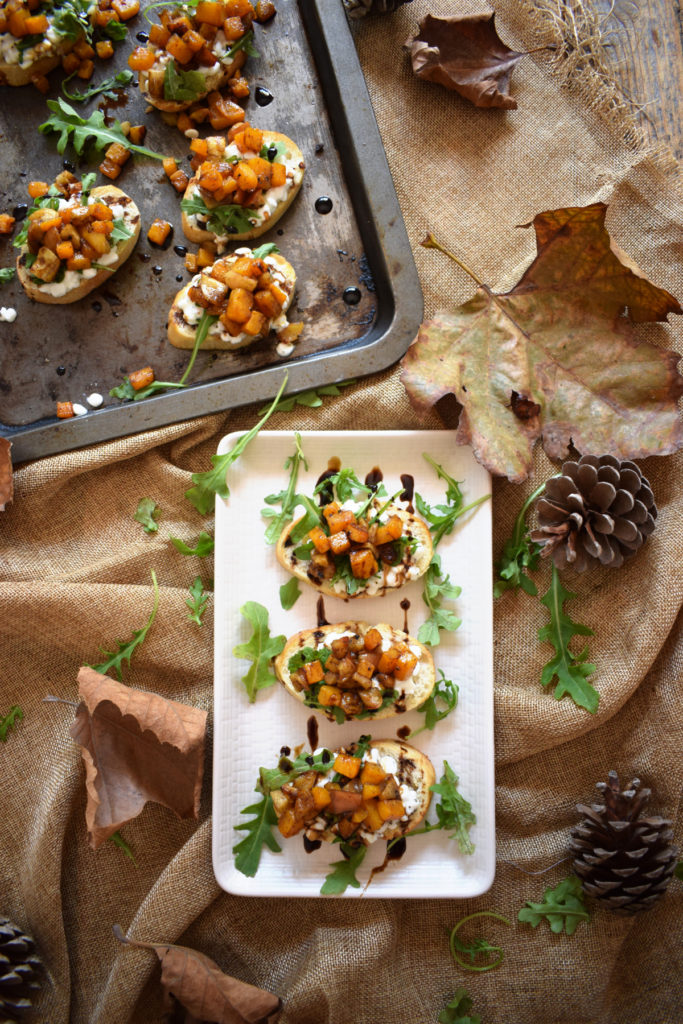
[343,0,413,19]
[0,918,42,1022]
[570,772,679,914]
[530,454,656,571]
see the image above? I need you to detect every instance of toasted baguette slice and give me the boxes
[182,131,305,244]
[138,51,243,113]
[276,499,433,599]
[275,621,436,721]
[0,11,78,87]
[0,50,61,86]
[16,186,140,305]
[271,738,436,846]
[167,249,296,351]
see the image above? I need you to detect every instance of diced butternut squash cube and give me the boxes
[128,366,155,391]
[317,684,342,708]
[351,806,369,824]
[28,180,49,198]
[170,170,190,192]
[24,13,48,32]
[166,33,193,64]
[364,628,383,651]
[182,28,205,52]
[333,752,361,779]
[348,520,369,544]
[323,502,340,521]
[327,510,355,533]
[378,799,405,821]
[394,649,418,681]
[148,22,170,47]
[360,762,386,784]
[55,240,74,260]
[96,39,115,59]
[363,799,384,832]
[0,214,16,235]
[196,246,215,267]
[111,0,139,20]
[362,783,382,800]
[128,45,156,70]
[276,322,303,345]
[270,161,286,187]
[127,124,147,145]
[375,515,404,545]
[312,786,331,810]
[277,808,303,838]
[355,653,376,678]
[147,218,172,246]
[329,531,350,556]
[222,14,244,38]
[233,160,258,192]
[349,548,378,579]
[377,647,400,675]
[308,526,330,553]
[195,1,226,26]
[242,308,266,336]
[302,659,324,686]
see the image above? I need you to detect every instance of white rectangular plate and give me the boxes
[213,430,495,897]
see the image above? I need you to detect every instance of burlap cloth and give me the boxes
[1,1,682,1021]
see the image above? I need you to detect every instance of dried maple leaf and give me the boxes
[401,204,683,483]
[113,925,281,1024]
[70,666,207,849]
[0,438,13,511]
[404,12,531,110]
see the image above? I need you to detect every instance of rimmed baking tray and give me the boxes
[0,0,422,463]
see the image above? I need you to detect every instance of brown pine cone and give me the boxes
[343,0,413,18]
[530,454,657,571]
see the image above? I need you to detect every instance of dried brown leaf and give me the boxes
[404,12,527,109]
[113,925,281,1024]
[0,438,13,510]
[70,666,207,849]
[401,204,683,482]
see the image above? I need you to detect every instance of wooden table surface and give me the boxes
[598,0,683,164]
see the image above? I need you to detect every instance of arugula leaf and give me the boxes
[538,565,598,713]
[103,18,128,40]
[233,601,285,703]
[0,705,24,742]
[62,69,134,103]
[258,380,356,414]
[259,748,334,793]
[320,843,367,895]
[279,577,301,610]
[409,670,459,738]
[448,911,511,972]
[287,493,324,545]
[186,576,209,626]
[259,140,286,162]
[163,60,207,102]
[493,483,545,597]
[90,570,159,680]
[39,99,166,161]
[330,555,366,596]
[109,830,136,864]
[233,790,281,877]
[252,243,279,258]
[417,555,462,647]
[16,33,44,55]
[170,531,214,557]
[134,497,159,533]
[14,188,60,250]
[111,312,218,402]
[180,193,253,236]
[261,432,308,543]
[185,374,288,514]
[518,875,590,935]
[287,646,330,673]
[314,467,370,503]
[438,988,481,1024]
[110,218,133,244]
[224,29,258,61]
[417,453,490,549]
[0,268,15,283]
[402,761,475,855]
[52,0,92,42]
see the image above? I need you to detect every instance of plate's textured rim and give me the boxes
[7,0,422,463]
[212,430,494,898]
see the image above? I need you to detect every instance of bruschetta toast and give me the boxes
[275,622,436,721]
[181,125,305,244]
[167,244,302,351]
[14,172,140,304]
[270,738,436,845]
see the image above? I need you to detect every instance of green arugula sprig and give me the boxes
[39,99,167,161]
[51,0,92,42]
[417,555,462,647]
[262,433,308,544]
[0,705,24,742]
[493,483,545,597]
[448,911,511,972]
[186,577,209,626]
[539,566,597,713]
[134,497,159,534]
[258,380,356,414]
[90,570,159,680]
[181,194,253,236]
[518,875,590,935]
[417,454,490,548]
[409,670,459,738]
[62,69,134,103]
[313,467,369,503]
[109,830,136,864]
[186,374,288,515]
[233,601,285,703]
[321,843,367,895]
[163,61,206,103]
[0,268,15,283]
[170,531,214,557]
[279,577,301,610]
[259,748,333,792]
[111,312,218,402]
[438,988,481,1024]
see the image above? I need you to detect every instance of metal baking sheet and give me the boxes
[0,0,422,462]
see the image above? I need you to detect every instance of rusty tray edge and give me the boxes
[8,0,423,464]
